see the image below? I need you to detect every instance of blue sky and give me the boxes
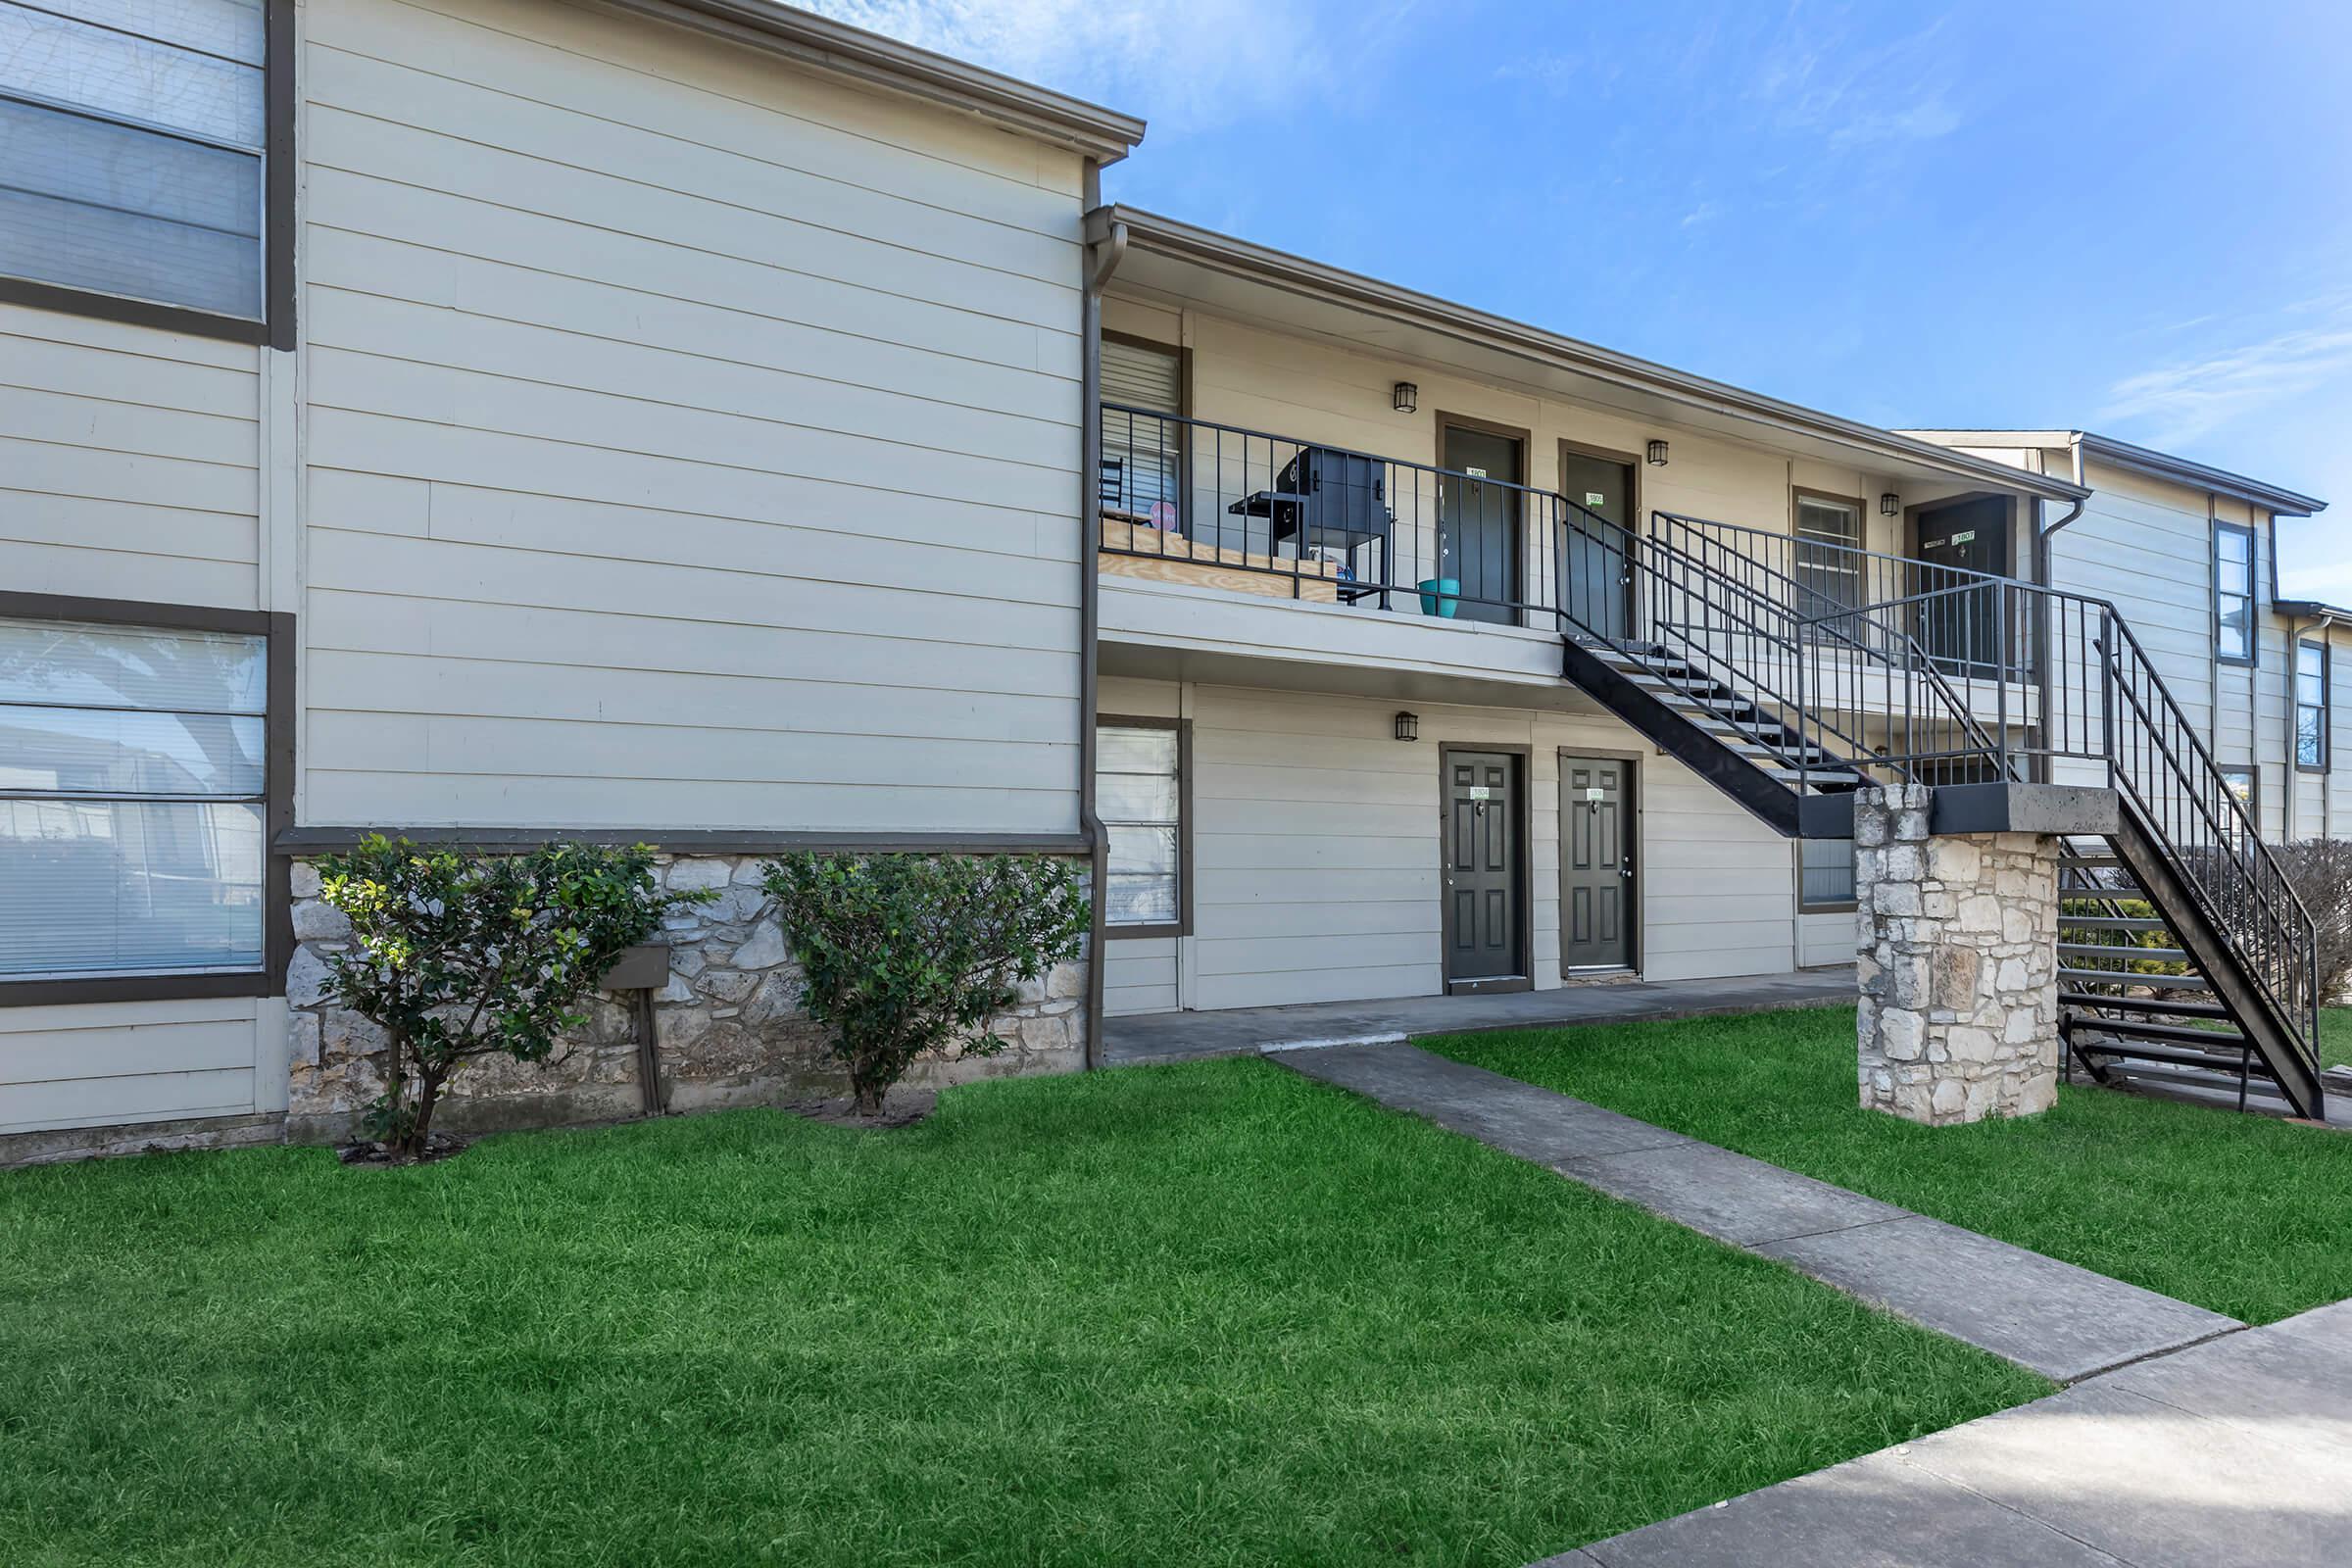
[812,1,2352,597]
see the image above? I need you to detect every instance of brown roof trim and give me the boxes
[596,0,1144,162]
[1101,206,2089,504]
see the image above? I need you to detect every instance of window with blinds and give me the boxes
[1799,837,1855,908]
[0,0,269,321]
[1793,493,1864,618]
[2215,523,2256,663]
[1098,721,1182,930]
[2297,640,2328,770]
[0,614,270,980]
[1101,338,1182,519]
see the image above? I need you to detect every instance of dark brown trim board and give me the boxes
[0,591,295,1009]
[1094,713,1192,940]
[275,828,1096,857]
[1439,742,1532,996]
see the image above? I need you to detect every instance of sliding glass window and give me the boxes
[0,0,271,325]
[0,612,271,983]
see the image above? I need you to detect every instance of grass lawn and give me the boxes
[1431,1006,2352,1327]
[0,1057,2046,1567]
[2323,1005,2352,1069]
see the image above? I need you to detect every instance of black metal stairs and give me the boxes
[1543,502,2324,1122]
[2057,825,2326,1118]
[1560,638,1869,837]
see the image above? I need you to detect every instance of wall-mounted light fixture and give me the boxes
[1880,492,1901,517]
[1393,381,1418,414]
[1394,710,1419,742]
[1645,439,1669,467]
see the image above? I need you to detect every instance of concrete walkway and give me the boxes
[1104,967,1854,1066]
[1276,1042,2239,1384]
[1551,1297,2352,1566]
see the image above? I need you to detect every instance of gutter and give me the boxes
[1076,179,1127,1069]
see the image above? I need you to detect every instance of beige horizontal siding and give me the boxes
[0,311,260,609]
[299,0,1088,833]
[0,998,265,1135]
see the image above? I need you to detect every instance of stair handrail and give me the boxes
[1790,584,2021,785]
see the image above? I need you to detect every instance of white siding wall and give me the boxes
[1100,675,1799,1014]
[297,0,1087,833]
[0,998,275,1138]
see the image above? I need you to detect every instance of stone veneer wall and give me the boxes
[283,854,1089,1144]
[1853,783,2061,1126]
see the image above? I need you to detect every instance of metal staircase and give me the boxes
[1543,501,2326,1120]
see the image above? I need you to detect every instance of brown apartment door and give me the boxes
[1444,750,1525,990]
[1558,448,1637,641]
[1560,756,1633,969]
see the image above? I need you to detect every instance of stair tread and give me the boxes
[2064,1015,2250,1049]
[2061,991,2233,1019]
[2059,941,2190,963]
[2060,915,2171,931]
[2058,966,2212,991]
[2071,1039,2276,1079]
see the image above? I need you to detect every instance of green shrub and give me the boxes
[762,853,1088,1114]
[317,836,705,1159]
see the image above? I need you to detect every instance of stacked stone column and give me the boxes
[1853,783,2061,1125]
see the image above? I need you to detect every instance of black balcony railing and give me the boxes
[1096,400,2322,1099]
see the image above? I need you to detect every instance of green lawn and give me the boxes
[2323,1005,2352,1069]
[0,1057,2044,1568]
[1431,1006,2352,1326]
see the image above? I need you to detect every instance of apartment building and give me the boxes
[0,0,2330,1158]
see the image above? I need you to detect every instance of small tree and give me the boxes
[762,853,1088,1114]
[2278,838,2352,1004]
[317,836,703,1160]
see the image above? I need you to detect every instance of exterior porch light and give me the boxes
[1393,381,1418,414]
[1645,439,1669,466]
[1880,492,1901,516]
[1394,710,1419,742]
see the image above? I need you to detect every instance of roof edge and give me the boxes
[1903,429,2327,517]
[2277,599,2352,622]
[1101,206,2090,504]
[596,0,1146,162]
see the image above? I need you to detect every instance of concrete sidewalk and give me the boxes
[1103,967,1855,1066]
[1276,1042,2238,1383]
[1553,1298,2352,1567]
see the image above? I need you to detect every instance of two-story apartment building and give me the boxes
[0,0,2331,1159]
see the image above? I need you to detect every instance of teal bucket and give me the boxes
[1418,577,1460,617]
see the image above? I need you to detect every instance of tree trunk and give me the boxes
[402,1068,446,1160]
[853,1077,888,1117]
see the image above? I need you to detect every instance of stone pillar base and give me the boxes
[1853,783,2060,1126]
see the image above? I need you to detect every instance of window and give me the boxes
[1799,838,1855,909]
[1100,336,1182,521]
[0,0,278,332]
[2297,639,2329,771]
[1097,719,1184,932]
[0,605,280,993]
[1793,491,1865,618]
[2214,523,2256,663]
[2221,765,2259,828]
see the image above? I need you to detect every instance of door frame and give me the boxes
[1559,438,1642,636]
[1438,742,1533,995]
[1435,411,1533,624]
[1556,746,1642,975]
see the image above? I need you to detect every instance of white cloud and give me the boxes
[799,0,1394,135]
[2098,311,2352,450]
